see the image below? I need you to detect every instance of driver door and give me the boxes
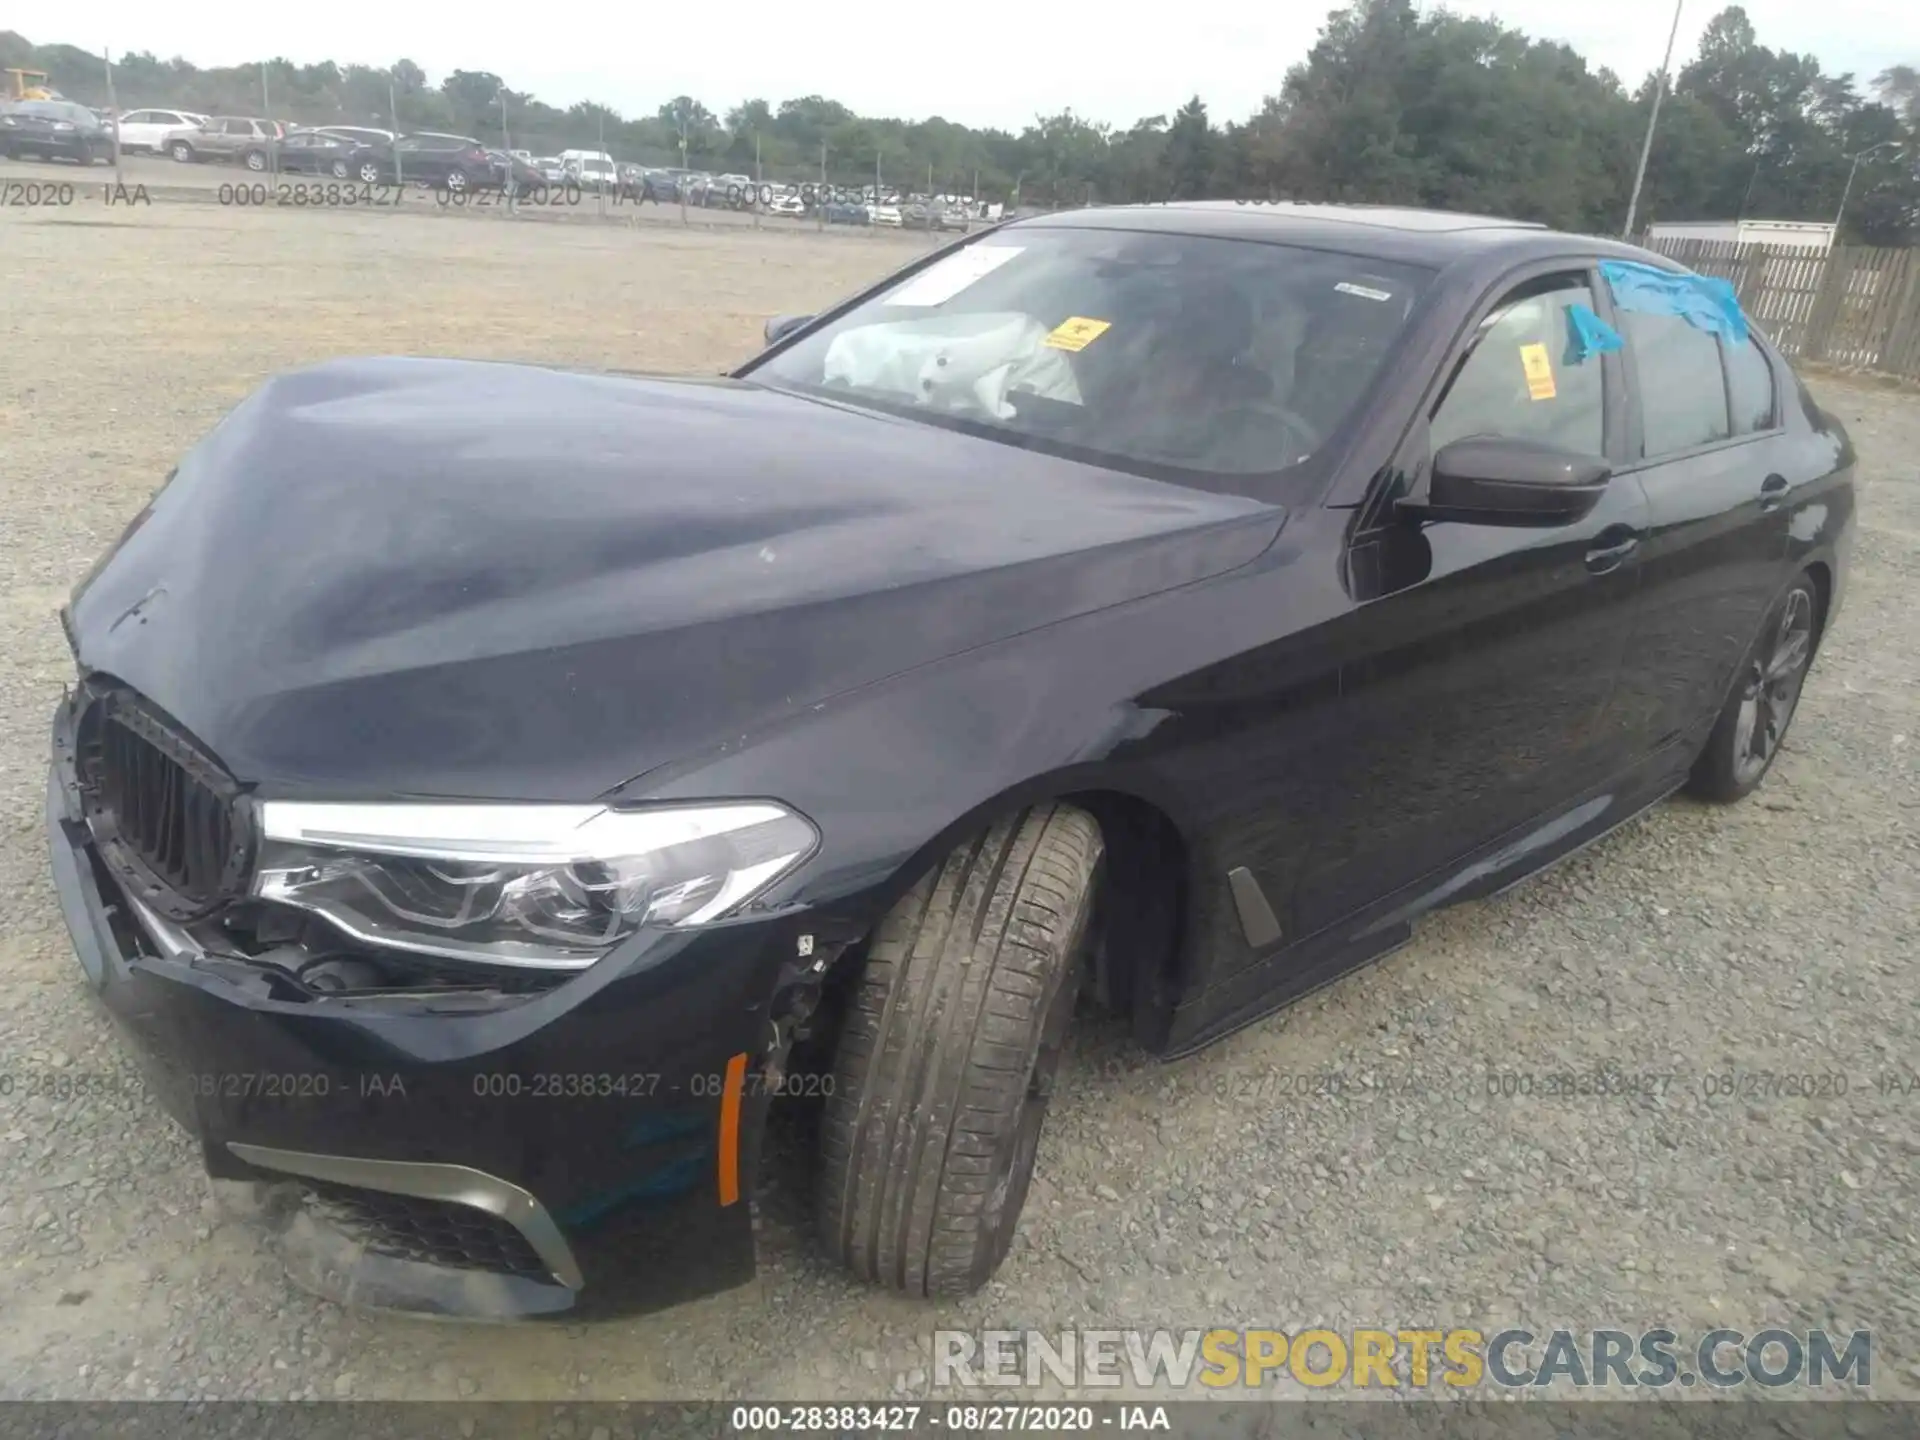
[1291,265,1650,938]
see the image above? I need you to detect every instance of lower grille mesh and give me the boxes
[299,1180,553,1282]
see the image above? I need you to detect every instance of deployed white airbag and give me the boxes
[821,313,1083,420]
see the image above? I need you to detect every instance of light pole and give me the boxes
[496,85,513,202]
[1622,0,1685,239]
[1833,139,1900,233]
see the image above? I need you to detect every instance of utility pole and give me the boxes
[1622,0,1684,238]
[498,85,514,206]
[389,74,403,188]
[1834,140,1899,234]
[101,48,121,178]
[260,61,277,177]
[819,139,827,232]
[754,129,762,229]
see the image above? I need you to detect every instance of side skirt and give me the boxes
[1159,750,1690,1059]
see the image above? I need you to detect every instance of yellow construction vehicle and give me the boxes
[5,70,61,103]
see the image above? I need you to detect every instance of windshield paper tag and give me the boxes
[884,246,1024,306]
[1519,342,1557,401]
[1043,317,1112,352]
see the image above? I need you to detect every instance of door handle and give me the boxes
[1759,474,1789,512]
[1584,527,1640,574]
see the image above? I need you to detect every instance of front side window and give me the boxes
[1429,277,1607,457]
[747,228,1432,485]
[1622,309,1731,457]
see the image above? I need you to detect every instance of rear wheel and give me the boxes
[243,148,267,172]
[1688,574,1819,803]
[818,803,1102,1297]
[169,140,194,163]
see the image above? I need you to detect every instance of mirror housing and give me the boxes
[763,313,814,347]
[1400,438,1611,527]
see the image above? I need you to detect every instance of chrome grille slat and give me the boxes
[74,685,253,920]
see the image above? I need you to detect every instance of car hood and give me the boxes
[68,357,1283,801]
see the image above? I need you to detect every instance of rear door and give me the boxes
[1598,311,1794,762]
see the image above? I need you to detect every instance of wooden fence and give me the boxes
[1640,237,1920,383]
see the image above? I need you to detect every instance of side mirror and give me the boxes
[1401,437,1611,527]
[763,313,814,346]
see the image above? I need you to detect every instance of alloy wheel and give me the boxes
[1731,588,1814,785]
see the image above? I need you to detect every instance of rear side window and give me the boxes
[1621,309,1730,457]
[1725,336,1777,434]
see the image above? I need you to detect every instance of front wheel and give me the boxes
[357,160,383,185]
[818,803,1102,1297]
[1687,575,1820,803]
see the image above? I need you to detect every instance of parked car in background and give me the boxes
[822,199,870,225]
[314,126,396,149]
[485,149,544,193]
[869,202,902,227]
[274,129,364,178]
[567,154,618,192]
[165,116,285,169]
[768,188,806,217]
[364,133,494,192]
[0,100,114,163]
[534,156,567,184]
[113,108,207,153]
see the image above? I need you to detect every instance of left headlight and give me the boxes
[252,800,818,969]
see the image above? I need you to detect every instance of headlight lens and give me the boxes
[252,800,817,968]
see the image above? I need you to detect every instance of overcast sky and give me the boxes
[73,1,1920,131]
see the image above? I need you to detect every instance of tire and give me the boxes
[445,169,467,193]
[818,802,1103,1297]
[1687,574,1820,803]
[357,160,383,185]
[170,141,194,163]
[243,149,266,172]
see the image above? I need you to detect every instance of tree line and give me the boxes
[5,3,1916,241]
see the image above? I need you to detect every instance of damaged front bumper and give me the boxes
[46,697,836,1321]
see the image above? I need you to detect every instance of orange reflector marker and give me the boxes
[717,1052,748,1206]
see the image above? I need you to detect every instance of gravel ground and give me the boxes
[0,203,1915,1404]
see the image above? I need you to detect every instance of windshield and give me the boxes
[746,227,1430,481]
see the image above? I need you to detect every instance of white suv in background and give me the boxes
[113,109,207,153]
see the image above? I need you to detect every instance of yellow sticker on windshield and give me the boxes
[1044,317,1112,352]
[1520,342,1557,401]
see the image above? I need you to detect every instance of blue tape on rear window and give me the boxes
[1599,260,1749,345]
[1566,303,1622,363]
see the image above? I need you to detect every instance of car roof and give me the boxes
[1013,202,1656,270]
